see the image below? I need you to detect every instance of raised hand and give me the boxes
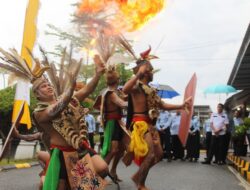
[68,71,77,91]
[137,62,150,76]
[93,55,105,76]
[183,96,192,114]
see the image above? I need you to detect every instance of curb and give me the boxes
[227,154,250,183]
[0,161,40,172]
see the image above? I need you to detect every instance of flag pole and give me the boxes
[0,0,39,160]
[0,101,25,160]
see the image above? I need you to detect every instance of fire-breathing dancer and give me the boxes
[122,47,191,190]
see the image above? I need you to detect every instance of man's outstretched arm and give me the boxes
[74,55,105,102]
[160,96,192,111]
[110,92,128,108]
[37,73,76,122]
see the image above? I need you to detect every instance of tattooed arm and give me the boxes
[37,74,76,122]
[74,55,105,102]
[47,88,74,117]
[12,128,42,141]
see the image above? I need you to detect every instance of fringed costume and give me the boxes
[0,48,106,190]
[127,82,162,165]
[98,89,124,158]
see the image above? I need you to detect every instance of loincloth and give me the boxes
[128,116,151,166]
[101,114,123,158]
[43,145,105,190]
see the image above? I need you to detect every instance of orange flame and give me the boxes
[77,0,165,32]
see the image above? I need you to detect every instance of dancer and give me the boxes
[0,48,108,190]
[123,47,191,190]
[94,65,127,182]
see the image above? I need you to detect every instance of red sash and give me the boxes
[132,116,151,123]
[106,113,122,120]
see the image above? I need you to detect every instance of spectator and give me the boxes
[202,103,229,165]
[84,108,96,149]
[203,112,212,160]
[156,110,172,161]
[170,111,184,160]
[186,114,200,162]
[96,115,104,153]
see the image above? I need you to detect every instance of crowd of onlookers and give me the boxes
[83,103,250,165]
[157,103,250,165]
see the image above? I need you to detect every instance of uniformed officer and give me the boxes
[186,114,200,162]
[170,111,185,160]
[156,110,172,161]
[202,103,229,165]
[204,112,212,160]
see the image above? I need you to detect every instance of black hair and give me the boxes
[217,103,224,109]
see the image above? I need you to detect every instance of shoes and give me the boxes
[167,158,172,162]
[181,158,186,161]
[201,161,211,165]
[189,158,193,162]
[213,161,218,164]
[194,158,198,162]
[217,161,225,165]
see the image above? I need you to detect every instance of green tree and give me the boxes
[0,86,38,135]
[0,86,37,114]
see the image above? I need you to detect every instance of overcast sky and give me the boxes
[0,0,250,111]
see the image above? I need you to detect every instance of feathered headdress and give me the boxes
[39,46,82,97]
[0,47,50,90]
[0,46,82,97]
[117,35,158,72]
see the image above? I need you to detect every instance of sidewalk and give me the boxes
[0,161,40,172]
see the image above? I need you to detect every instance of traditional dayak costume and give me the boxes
[34,97,105,190]
[127,82,162,165]
[0,48,106,190]
[125,47,162,166]
[100,88,124,158]
[94,67,126,159]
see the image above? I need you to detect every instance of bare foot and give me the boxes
[131,173,139,186]
[138,185,150,190]
[122,152,134,166]
[110,172,123,182]
[106,180,113,185]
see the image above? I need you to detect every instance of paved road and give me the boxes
[0,158,248,190]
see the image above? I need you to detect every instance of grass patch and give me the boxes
[0,158,37,166]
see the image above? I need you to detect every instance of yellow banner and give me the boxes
[21,0,40,67]
[12,0,40,129]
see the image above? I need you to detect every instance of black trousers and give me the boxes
[205,132,212,158]
[208,135,226,162]
[222,132,231,162]
[186,131,200,159]
[159,128,171,159]
[88,132,95,149]
[99,132,104,148]
[172,135,184,159]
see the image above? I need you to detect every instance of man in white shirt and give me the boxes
[170,111,184,160]
[96,115,104,153]
[186,114,200,162]
[202,103,229,165]
[85,108,96,149]
[156,110,172,161]
[203,112,212,160]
